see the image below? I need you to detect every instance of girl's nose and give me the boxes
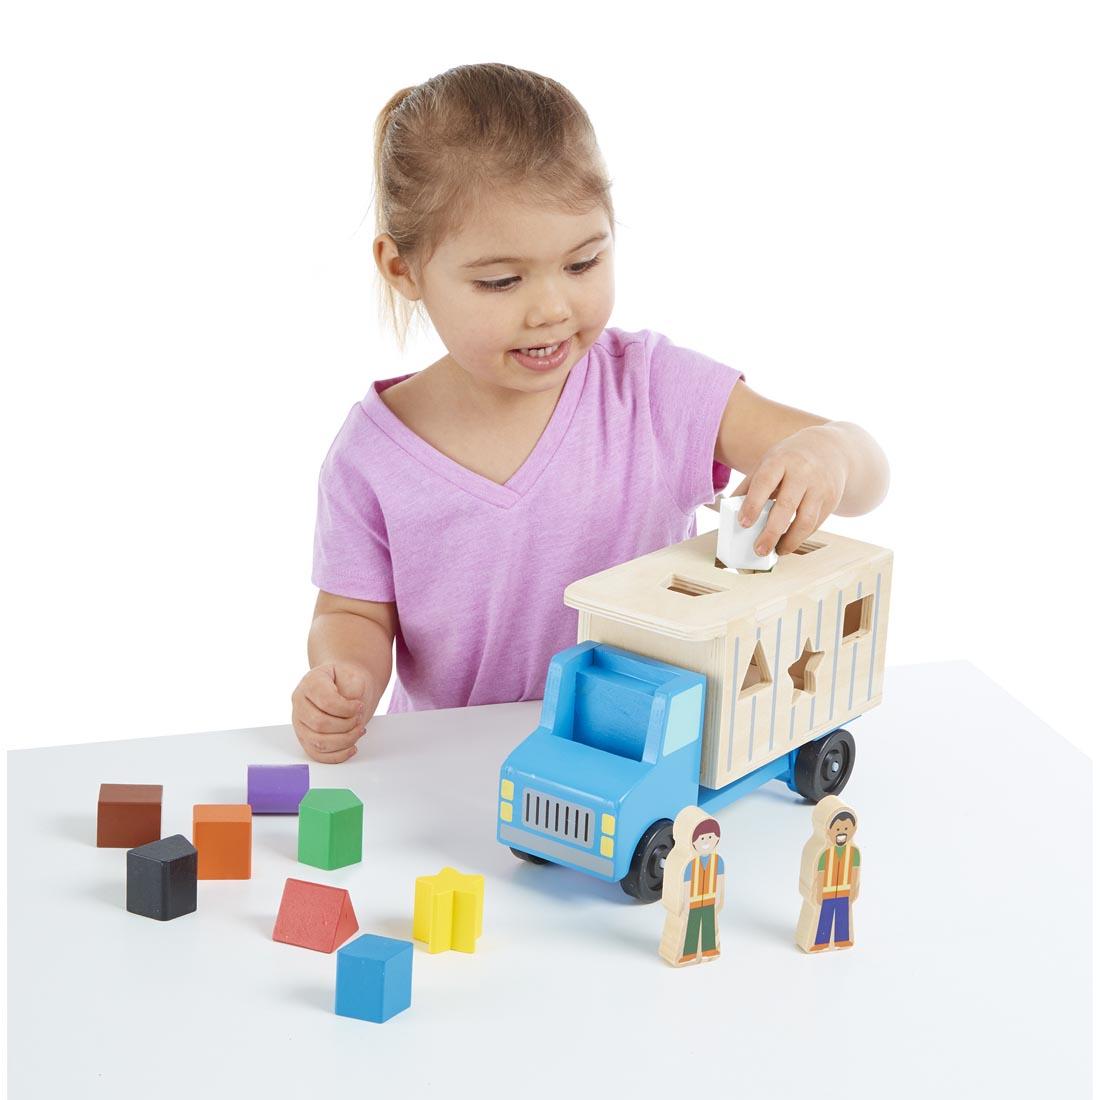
[526,285,570,327]
[525,277,572,323]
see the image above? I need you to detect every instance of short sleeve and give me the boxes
[310,413,395,602]
[683,863,692,883]
[818,851,827,871]
[852,848,861,867]
[646,330,744,513]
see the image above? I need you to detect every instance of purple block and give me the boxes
[247,764,310,814]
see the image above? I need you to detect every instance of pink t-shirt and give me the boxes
[312,326,744,713]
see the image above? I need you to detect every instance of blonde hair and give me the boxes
[372,63,616,350]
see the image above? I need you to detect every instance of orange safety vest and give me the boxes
[822,845,854,899]
[688,854,720,909]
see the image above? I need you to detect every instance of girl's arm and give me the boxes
[291,592,396,763]
[715,380,891,557]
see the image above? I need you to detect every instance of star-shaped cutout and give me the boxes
[788,638,824,695]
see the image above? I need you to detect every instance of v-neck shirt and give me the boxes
[312,326,744,713]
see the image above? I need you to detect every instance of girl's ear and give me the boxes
[373,234,421,301]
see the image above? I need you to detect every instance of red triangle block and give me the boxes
[273,878,359,953]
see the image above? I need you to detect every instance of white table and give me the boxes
[8,661,1091,1098]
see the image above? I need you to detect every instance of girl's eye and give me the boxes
[473,254,603,292]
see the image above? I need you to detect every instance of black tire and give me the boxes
[509,847,550,865]
[793,728,856,801]
[619,818,675,903]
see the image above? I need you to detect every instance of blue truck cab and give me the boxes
[497,642,706,898]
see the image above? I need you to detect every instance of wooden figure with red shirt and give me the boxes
[796,794,861,952]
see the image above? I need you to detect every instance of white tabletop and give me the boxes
[8,661,1091,1099]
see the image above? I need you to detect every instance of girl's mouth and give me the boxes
[509,336,572,371]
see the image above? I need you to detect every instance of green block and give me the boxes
[297,788,363,870]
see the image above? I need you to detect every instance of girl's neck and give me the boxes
[432,354,566,421]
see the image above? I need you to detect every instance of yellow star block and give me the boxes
[412,866,485,954]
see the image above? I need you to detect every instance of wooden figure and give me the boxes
[658,806,726,966]
[795,794,861,952]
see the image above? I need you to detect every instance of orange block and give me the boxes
[193,804,252,879]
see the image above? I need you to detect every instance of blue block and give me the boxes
[335,934,413,1023]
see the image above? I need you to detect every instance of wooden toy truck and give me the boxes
[497,527,892,901]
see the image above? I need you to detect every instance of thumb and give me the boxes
[333,665,370,704]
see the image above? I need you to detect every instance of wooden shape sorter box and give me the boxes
[564,527,891,792]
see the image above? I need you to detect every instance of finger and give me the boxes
[297,695,362,736]
[295,724,362,759]
[303,673,362,720]
[755,483,807,556]
[775,497,823,555]
[301,722,362,753]
[738,461,783,528]
[306,742,359,765]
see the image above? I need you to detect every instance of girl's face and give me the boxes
[380,191,615,395]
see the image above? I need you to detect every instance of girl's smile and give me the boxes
[509,335,573,372]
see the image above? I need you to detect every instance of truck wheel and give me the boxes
[794,728,856,801]
[509,847,550,865]
[619,819,675,903]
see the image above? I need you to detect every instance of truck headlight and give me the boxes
[500,779,514,801]
[601,813,615,836]
[600,836,614,858]
[500,801,513,823]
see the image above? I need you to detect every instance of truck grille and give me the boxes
[522,788,594,848]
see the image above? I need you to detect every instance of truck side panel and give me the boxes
[713,554,892,785]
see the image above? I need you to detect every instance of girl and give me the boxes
[291,63,890,764]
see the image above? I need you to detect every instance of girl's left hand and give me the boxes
[728,425,849,557]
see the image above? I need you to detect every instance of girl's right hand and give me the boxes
[291,663,370,764]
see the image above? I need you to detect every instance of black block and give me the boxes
[126,834,198,921]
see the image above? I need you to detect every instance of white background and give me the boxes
[2,3,1096,751]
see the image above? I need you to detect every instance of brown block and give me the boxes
[97,784,163,848]
[193,804,252,879]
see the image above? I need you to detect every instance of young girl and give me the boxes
[291,63,890,764]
